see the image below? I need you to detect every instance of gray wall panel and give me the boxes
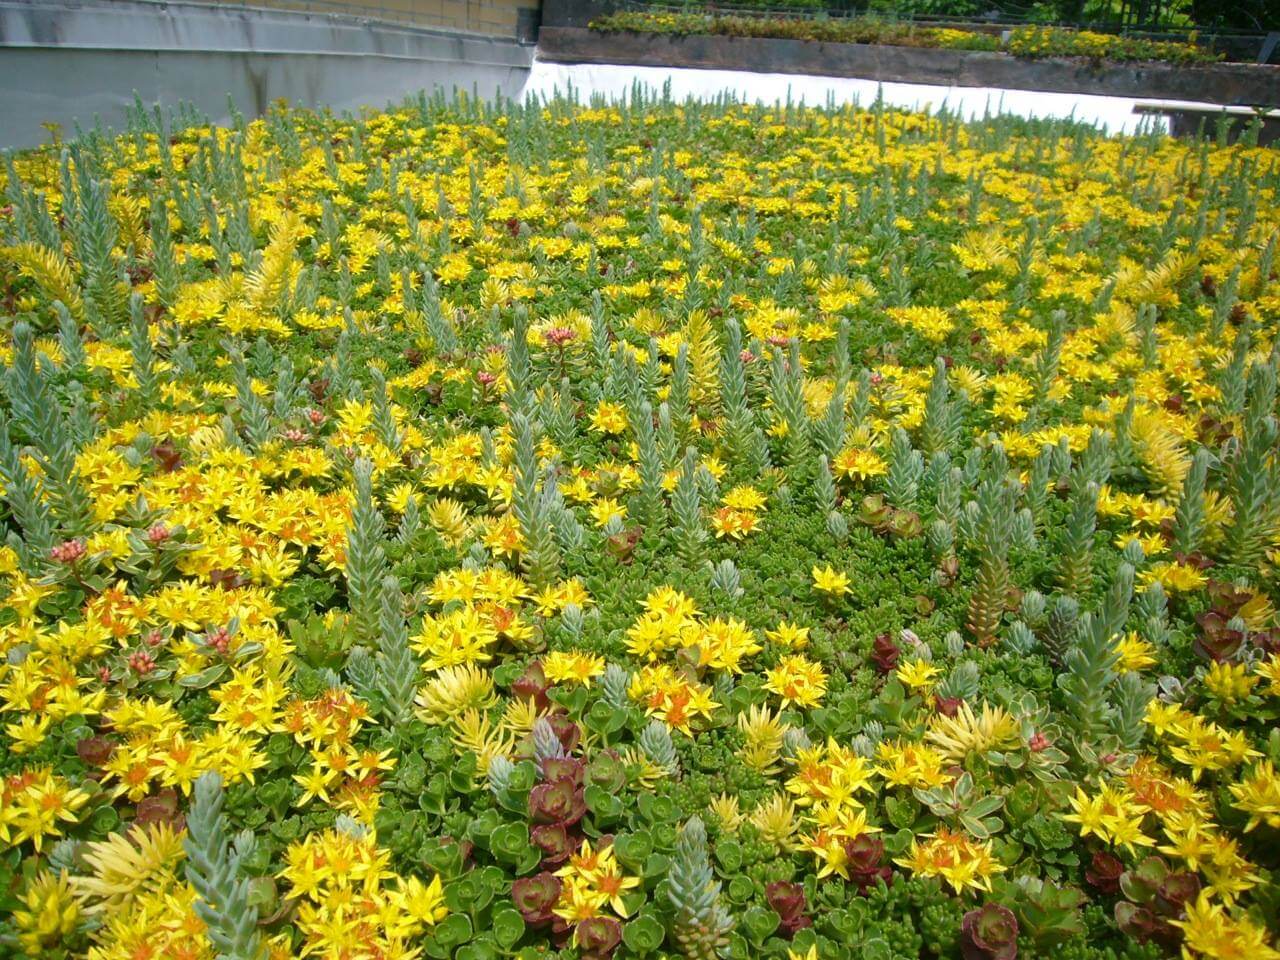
[0,0,534,148]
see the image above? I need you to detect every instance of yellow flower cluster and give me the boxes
[711,484,767,539]
[629,663,719,734]
[280,828,448,957]
[894,828,1006,893]
[0,765,91,851]
[1065,750,1266,906]
[1146,702,1263,781]
[553,840,641,933]
[763,654,828,709]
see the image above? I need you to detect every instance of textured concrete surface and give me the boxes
[538,27,1280,108]
[0,0,534,149]
[198,0,539,39]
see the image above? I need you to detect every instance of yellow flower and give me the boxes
[589,400,628,435]
[543,650,606,686]
[1139,560,1207,593]
[895,658,941,692]
[711,505,760,539]
[70,823,186,911]
[925,700,1020,762]
[695,616,762,673]
[722,484,767,512]
[554,840,641,919]
[293,765,335,806]
[1204,661,1258,705]
[764,654,829,709]
[765,620,810,648]
[13,871,80,955]
[894,828,1005,893]
[811,564,850,597]
[1228,759,1278,835]
[415,664,498,721]
[1167,715,1261,781]
[1173,891,1280,960]
[832,446,887,481]
[397,874,448,926]
[590,496,626,528]
[0,767,91,851]
[1144,700,1191,738]
[1061,783,1154,854]
[875,739,951,790]
[1116,632,1157,672]
[1252,654,1280,697]
[4,714,50,754]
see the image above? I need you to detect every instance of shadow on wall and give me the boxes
[2,48,532,149]
[0,0,536,149]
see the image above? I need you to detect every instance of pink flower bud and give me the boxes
[206,626,232,657]
[51,539,87,564]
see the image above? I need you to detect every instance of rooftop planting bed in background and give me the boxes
[588,14,1222,65]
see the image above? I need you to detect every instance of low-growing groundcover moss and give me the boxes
[0,88,1279,960]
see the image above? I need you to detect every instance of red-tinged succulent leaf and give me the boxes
[545,714,581,754]
[575,916,623,958]
[1085,851,1124,894]
[76,736,115,767]
[135,789,184,829]
[529,777,587,826]
[961,903,1018,960]
[934,695,963,717]
[513,661,551,710]
[1194,611,1245,662]
[765,881,812,936]
[1156,871,1201,912]
[531,823,574,866]
[606,527,642,563]
[871,633,901,673]
[540,756,585,787]
[512,872,562,926]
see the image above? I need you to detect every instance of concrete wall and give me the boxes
[0,0,536,149]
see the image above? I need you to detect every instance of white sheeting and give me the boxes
[521,59,1178,134]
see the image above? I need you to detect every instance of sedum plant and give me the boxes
[345,457,389,645]
[183,773,265,960]
[668,816,732,959]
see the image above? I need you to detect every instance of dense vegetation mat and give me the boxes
[587,16,1222,65]
[1,92,1279,960]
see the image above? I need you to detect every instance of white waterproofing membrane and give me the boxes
[522,59,1190,135]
